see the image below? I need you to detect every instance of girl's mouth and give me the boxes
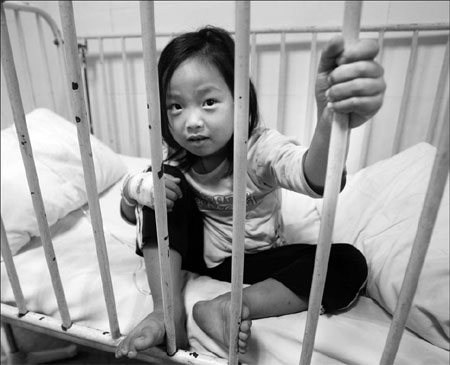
[186,135,209,149]
[188,135,208,142]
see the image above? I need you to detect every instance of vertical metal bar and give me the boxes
[426,38,449,144]
[14,10,36,108]
[375,30,386,77]
[55,31,73,119]
[229,1,251,364]
[139,0,177,355]
[121,36,140,155]
[250,32,258,88]
[1,217,28,316]
[36,14,56,110]
[360,29,385,168]
[58,0,121,340]
[380,114,449,365]
[303,31,318,145]
[277,32,287,132]
[79,40,93,133]
[299,2,362,364]
[1,4,72,330]
[98,37,116,149]
[436,98,450,147]
[392,30,419,155]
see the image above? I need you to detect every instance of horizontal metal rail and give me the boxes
[1,304,227,365]
[78,23,449,40]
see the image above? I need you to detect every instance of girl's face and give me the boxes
[166,58,234,171]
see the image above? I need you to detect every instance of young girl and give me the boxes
[116,26,386,359]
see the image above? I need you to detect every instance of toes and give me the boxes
[115,338,130,358]
[114,349,122,358]
[119,340,138,359]
[135,326,164,351]
[115,330,151,359]
[238,338,248,354]
[127,348,138,358]
[125,340,139,358]
[238,320,251,354]
[237,304,252,354]
[240,319,252,333]
[239,328,251,342]
[239,328,251,351]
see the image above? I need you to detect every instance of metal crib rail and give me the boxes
[1,1,449,365]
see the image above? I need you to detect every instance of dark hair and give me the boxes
[158,26,260,171]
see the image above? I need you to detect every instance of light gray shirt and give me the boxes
[185,127,321,268]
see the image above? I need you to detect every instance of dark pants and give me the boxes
[137,165,368,313]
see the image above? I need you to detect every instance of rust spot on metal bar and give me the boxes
[61,322,72,331]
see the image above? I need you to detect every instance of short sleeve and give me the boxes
[247,128,323,198]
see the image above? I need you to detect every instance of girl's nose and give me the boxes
[186,111,204,132]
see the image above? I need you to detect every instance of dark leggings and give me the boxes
[137,165,368,313]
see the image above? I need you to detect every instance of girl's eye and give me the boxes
[204,99,216,107]
[167,103,181,112]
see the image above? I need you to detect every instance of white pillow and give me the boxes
[280,143,449,350]
[281,188,321,244]
[1,108,128,256]
[318,143,449,350]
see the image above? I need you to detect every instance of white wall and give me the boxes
[25,1,450,35]
[2,1,449,172]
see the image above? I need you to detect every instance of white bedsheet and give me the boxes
[1,147,449,365]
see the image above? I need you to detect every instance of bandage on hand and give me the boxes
[124,172,182,211]
[125,172,155,208]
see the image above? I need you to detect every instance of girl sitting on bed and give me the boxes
[116,26,386,359]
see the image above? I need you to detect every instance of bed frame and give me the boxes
[1,1,449,364]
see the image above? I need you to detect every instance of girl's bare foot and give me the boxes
[115,310,187,358]
[193,293,252,354]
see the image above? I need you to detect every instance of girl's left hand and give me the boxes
[315,36,386,128]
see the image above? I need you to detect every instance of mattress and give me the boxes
[2,149,449,365]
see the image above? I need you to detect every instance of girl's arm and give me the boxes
[120,170,183,224]
[120,174,138,224]
[304,36,386,189]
